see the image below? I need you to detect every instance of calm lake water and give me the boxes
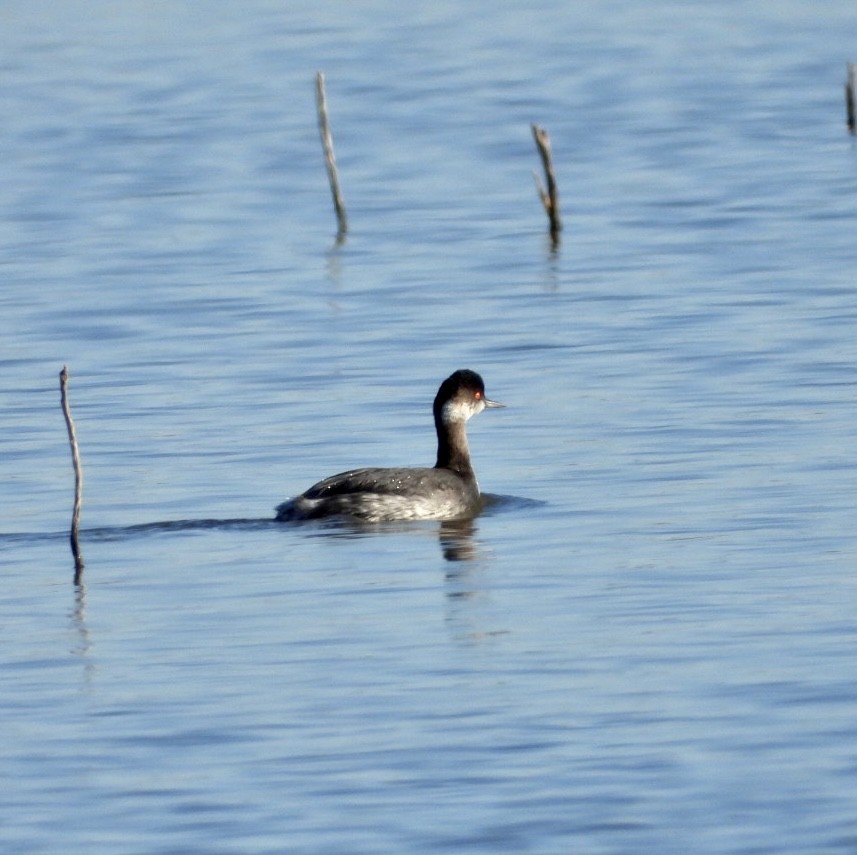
[3,1,857,852]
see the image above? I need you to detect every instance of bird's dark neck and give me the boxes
[434,418,474,478]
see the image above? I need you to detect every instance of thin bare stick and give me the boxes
[316,71,348,238]
[531,123,562,244]
[59,365,84,584]
[846,63,856,135]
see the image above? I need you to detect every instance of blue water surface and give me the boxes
[3,1,857,852]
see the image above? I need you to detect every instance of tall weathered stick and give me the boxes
[316,71,348,238]
[846,63,856,135]
[531,124,562,244]
[59,366,84,584]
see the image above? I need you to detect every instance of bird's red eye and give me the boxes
[474,391,482,400]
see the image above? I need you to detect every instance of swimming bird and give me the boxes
[275,369,504,522]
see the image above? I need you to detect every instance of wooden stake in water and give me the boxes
[846,63,856,135]
[59,366,85,584]
[531,123,562,245]
[316,71,348,238]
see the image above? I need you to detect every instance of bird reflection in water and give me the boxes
[438,518,479,562]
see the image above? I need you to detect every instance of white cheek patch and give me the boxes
[441,399,464,425]
[441,397,482,425]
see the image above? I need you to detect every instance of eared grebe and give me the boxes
[275,369,504,523]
